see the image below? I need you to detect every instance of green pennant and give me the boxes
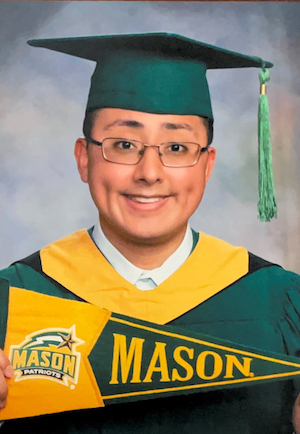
[91,313,300,404]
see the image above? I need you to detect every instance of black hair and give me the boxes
[83,109,101,139]
[202,117,214,146]
[83,109,214,146]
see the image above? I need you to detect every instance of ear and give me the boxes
[204,146,216,183]
[74,138,89,183]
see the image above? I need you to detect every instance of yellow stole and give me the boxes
[40,229,248,324]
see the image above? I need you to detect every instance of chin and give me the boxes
[123,224,183,246]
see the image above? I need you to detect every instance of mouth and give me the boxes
[125,195,167,204]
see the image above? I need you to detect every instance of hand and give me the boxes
[0,349,14,410]
[293,393,300,434]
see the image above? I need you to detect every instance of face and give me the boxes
[75,108,216,246]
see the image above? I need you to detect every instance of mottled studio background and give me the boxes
[0,1,299,272]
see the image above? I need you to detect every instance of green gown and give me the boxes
[0,229,300,434]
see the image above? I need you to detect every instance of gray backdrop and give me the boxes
[0,1,299,272]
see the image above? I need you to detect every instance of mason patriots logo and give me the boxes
[10,325,84,387]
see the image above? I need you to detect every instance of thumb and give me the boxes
[3,364,14,379]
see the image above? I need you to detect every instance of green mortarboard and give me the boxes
[27,33,276,221]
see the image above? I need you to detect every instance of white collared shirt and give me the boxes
[92,222,194,290]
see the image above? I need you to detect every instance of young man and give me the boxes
[0,33,300,433]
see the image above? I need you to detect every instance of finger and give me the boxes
[0,352,13,379]
[293,393,300,434]
[0,351,13,410]
[0,373,8,410]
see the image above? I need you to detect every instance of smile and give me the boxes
[126,196,166,203]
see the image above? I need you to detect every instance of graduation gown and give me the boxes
[1,228,300,434]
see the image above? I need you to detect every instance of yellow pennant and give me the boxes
[2,287,109,419]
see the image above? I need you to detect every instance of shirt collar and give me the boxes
[92,222,194,288]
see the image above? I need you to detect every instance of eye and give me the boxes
[113,140,136,150]
[168,143,189,153]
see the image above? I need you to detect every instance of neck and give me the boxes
[99,219,188,269]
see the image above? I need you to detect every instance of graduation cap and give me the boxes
[27,33,276,221]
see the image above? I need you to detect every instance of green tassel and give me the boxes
[257,66,277,222]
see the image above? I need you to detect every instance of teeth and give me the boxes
[129,196,163,203]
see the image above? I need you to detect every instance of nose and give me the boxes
[133,146,164,185]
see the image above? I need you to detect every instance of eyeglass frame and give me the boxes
[84,136,210,168]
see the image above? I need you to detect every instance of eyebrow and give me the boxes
[104,119,193,131]
[104,119,144,130]
[161,122,193,131]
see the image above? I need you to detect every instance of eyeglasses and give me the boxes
[85,137,209,168]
